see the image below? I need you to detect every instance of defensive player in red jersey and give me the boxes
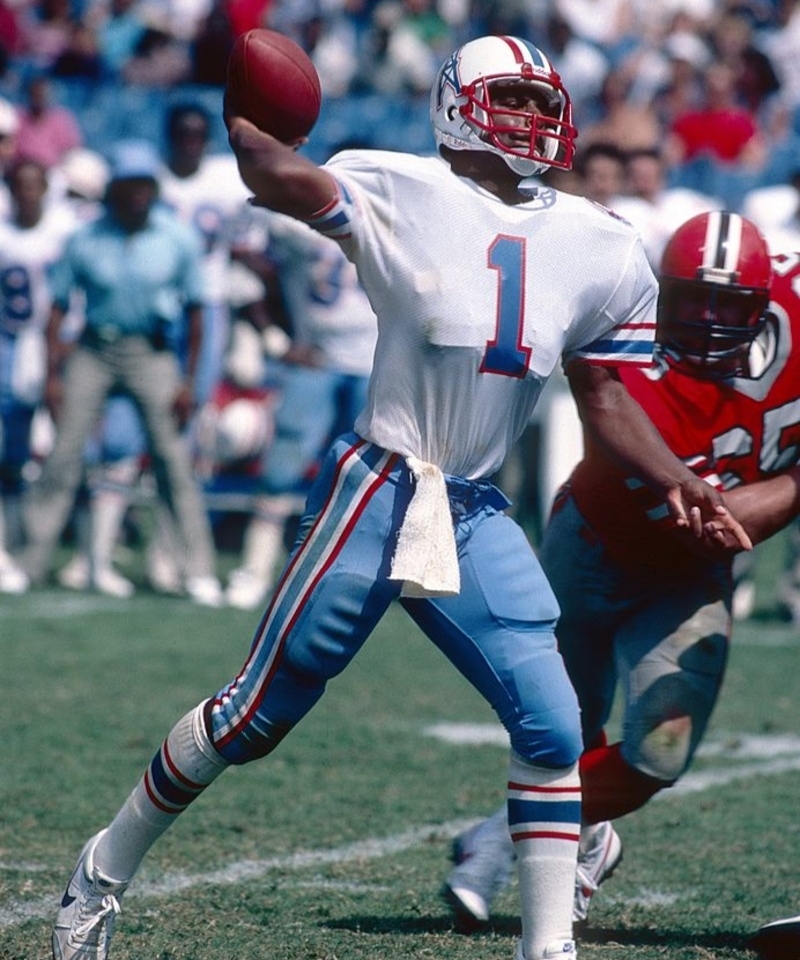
[443,210,800,929]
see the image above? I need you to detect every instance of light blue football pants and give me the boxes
[208,433,582,770]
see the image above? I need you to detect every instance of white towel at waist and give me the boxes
[389,455,460,598]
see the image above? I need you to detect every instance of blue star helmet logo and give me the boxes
[436,51,461,110]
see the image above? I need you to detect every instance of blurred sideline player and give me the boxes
[18,139,223,605]
[222,203,377,610]
[95,103,250,594]
[0,157,80,593]
[57,107,252,599]
[51,34,750,960]
[47,148,150,600]
[159,101,251,404]
[443,212,800,928]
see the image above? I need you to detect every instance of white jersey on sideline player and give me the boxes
[260,210,377,376]
[0,198,79,338]
[222,206,378,611]
[160,151,251,313]
[0,160,80,592]
[159,104,252,403]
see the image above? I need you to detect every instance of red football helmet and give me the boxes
[657,211,772,379]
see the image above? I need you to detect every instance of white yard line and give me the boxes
[0,818,478,928]
[663,754,800,796]
[5,729,800,929]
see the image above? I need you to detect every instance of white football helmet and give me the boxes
[197,397,272,465]
[430,35,577,177]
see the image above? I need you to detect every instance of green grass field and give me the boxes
[2,534,800,960]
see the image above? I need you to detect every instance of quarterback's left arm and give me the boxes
[566,360,752,551]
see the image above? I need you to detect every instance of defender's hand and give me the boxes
[666,478,752,551]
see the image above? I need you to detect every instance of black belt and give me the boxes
[445,475,510,519]
[81,326,167,349]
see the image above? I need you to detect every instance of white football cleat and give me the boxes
[186,574,224,608]
[146,542,183,595]
[58,556,134,598]
[57,555,91,591]
[92,566,135,599]
[515,938,577,959]
[442,807,515,928]
[0,550,29,594]
[573,820,623,923]
[52,830,127,959]
[225,567,271,610]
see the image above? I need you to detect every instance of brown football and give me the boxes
[226,29,322,142]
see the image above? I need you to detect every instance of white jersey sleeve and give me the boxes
[304,149,657,480]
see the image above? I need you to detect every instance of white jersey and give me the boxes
[159,153,251,302]
[309,150,657,480]
[0,201,80,335]
[261,213,377,377]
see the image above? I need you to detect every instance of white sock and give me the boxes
[90,457,139,571]
[147,506,184,588]
[94,701,228,882]
[0,507,9,558]
[2,494,24,552]
[508,753,580,960]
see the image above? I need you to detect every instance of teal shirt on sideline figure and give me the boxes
[50,205,206,342]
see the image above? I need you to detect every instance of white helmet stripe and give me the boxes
[704,211,743,274]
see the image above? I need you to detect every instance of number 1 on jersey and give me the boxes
[480,235,531,378]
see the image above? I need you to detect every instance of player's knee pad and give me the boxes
[213,713,295,765]
[506,702,583,769]
[205,694,299,765]
[627,714,692,783]
[627,666,722,783]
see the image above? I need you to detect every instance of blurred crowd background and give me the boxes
[0,0,799,609]
[1,0,799,194]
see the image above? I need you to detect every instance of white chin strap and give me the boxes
[500,150,549,177]
[434,127,550,177]
[469,125,551,176]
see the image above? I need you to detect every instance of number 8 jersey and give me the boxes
[307,148,658,480]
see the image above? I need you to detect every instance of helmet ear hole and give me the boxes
[446,106,459,121]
